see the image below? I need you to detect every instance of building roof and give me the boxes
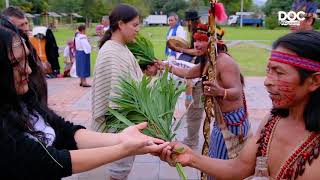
[71,13,83,18]
[25,13,34,18]
[47,12,62,18]
[60,13,68,16]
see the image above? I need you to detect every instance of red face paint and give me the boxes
[265,66,298,108]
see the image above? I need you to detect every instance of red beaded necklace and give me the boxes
[257,116,320,180]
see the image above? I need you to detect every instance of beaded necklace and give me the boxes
[256,116,320,180]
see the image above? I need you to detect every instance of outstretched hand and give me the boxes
[159,142,196,167]
[119,122,169,156]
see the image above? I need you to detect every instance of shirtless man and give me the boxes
[160,31,320,180]
[158,23,250,167]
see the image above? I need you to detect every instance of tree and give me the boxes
[149,0,170,14]
[186,0,253,15]
[263,0,294,16]
[264,0,320,16]
[163,0,188,16]
[220,0,253,14]
[10,0,49,13]
[121,0,151,17]
[48,0,82,14]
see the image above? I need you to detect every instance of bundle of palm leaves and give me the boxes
[101,69,187,180]
[127,34,156,66]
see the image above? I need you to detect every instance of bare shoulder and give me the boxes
[216,53,239,70]
[256,113,272,136]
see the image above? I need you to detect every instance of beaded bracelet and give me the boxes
[186,95,193,101]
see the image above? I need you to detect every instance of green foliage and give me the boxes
[148,0,170,14]
[265,15,279,30]
[163,0,188,16]
[48,0,83,14]
[109,0,151,18]
[313,19,320,30]
[11,0,48,13]
[103,69,186,141]
[127,34,156,66]
[219,0,253,14]
[229,43,269,76]
[103,69,187,179]
[263,0,294,16]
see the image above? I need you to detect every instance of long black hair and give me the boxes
[272,30,320,132]
[0,17,56,145]
[0,15,48,105]
[99,4,139,48]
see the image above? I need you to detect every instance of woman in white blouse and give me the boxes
[75,25,91,87]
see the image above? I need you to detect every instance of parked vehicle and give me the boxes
[143,15,167,26]
[228,12,264,27]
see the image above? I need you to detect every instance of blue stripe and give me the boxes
[208,107,250,180]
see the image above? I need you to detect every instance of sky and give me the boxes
[254,0,267,6]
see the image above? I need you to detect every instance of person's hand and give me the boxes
[154,60,165,70]
[159,142,195,167]
[119,122,169,156]
[203,81,224,97]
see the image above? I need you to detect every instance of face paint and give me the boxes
[265,65,298,107]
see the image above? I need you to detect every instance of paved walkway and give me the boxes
[48,77,271,180]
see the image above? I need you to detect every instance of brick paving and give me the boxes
[48,77,271,180]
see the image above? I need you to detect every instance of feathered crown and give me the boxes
[292,0,318,18]
[193,23,225,43]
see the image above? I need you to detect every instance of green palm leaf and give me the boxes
[103,69,187,180]
[127,34,156,66]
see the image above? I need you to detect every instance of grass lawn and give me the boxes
[229,44,269,76]
[222,26,289,40]
[54,25,287,76]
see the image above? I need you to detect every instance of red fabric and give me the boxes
[197,23,209,31]
[269,50,320,72]
[214,3,228,23]
[193,33,208,42]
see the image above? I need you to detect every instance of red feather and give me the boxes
[214,3,228,23]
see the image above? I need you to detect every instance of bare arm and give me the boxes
[218,54,243,101]
[74,122,166,149]
[170,63,202,79]
[190,136,258,179]
[70,144,127,173]
[160,115,271,179]
[203,54,243,100]
[72,123,169,173]
[74,129,121,149]
[180,48,201,56]
[71,140,168,173]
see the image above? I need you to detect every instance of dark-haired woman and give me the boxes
[75,24,91,87]
[0,25,167,180]
[91,4,144,180]
[159,30,320,180]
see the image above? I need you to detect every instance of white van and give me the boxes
[143,15,168,26]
